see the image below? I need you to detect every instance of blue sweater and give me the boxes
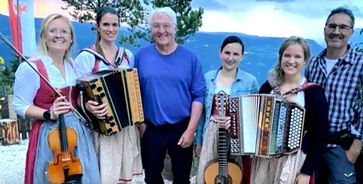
[134,44,206,125]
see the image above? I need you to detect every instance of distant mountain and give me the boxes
[0,14,328,85]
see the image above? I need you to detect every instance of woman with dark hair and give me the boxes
[13,13,100,184]
[195,35,259,184]
[250,36,329,184]
[75,7,142,184]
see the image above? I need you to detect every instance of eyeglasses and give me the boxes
[325,23,352,33]
[151,23,174,31]
[47,28,71,36]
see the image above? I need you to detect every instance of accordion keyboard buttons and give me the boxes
[97,86,103,92]
[90,84,97,89]
[287,108,304,150]
[108,116,114,121]
[230,139,240,154]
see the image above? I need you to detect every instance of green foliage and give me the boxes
[61,0,148,47]
[0,57,19,96]
[61,0,203,46]
[151,0,203,44]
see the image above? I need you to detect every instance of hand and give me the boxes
[50,96,71,120]
[346,139,363,164]
[85,100,107,119]
[211,116,231,130]
[178,129,194,148]
[295,173,310,184]
[195,145,202,158]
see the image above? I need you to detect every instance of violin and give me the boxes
[47,114,83,183]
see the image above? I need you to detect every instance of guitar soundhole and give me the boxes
[215,175,232,184]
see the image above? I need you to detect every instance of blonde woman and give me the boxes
[13,14,100,184]
[251,36,329,184]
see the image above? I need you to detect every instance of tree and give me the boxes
[151,0,203,44]
[61,0,203,46]
[0,57,19,96]
[61,0,148,47]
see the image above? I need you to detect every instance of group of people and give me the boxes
[12,5,361,184]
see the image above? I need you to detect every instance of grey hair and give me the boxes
[148,7,177,27]
[269,36,311,86]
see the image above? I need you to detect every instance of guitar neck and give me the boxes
[218,127,228,177]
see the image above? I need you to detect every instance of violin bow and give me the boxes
[0,32,87,123]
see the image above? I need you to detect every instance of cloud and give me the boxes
[192,0,229,11]
[195,0,363,46]
[349,4,363,18]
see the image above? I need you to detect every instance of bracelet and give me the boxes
[43,110,56,122]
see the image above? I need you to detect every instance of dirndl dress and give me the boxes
[196,121,219,184]
[33,112,100,184]
[94,125,143,183]
[250,150,307,184]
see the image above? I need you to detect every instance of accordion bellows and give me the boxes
[77,69,144,135]
[212,93,305,157]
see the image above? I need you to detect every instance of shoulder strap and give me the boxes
[286,82,321,96]
[79,48,107,73]
[295,82,320,93]
[122,48,130,65]
[80,46,129,71]
[275,82,321,97]
[31,59,55,109]
[115,47,130,66]
[31,59,49,80]
[80,48,106,61]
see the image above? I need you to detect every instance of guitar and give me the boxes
[204,93,243,184]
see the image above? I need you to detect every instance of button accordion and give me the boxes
[77,68,144,135]
[212,93,305,157]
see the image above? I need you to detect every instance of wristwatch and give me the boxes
[43,110,52,121]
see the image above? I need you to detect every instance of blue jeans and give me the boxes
[324,146,357,184]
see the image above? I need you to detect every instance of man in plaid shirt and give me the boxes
[306,7,363,183]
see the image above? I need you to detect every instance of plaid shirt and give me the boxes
[306,45,363,142]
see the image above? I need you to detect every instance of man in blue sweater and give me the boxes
[134,7,206,184]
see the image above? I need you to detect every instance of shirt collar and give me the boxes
[210,67,242,82]
[317,45,354,64]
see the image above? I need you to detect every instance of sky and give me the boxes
[0,0,363,45]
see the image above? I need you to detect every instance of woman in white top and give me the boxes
[13,14,100,184]
[75,7,142,184]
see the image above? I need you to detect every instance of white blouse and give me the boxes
[13,55,77,117]
[75,48,133,78]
